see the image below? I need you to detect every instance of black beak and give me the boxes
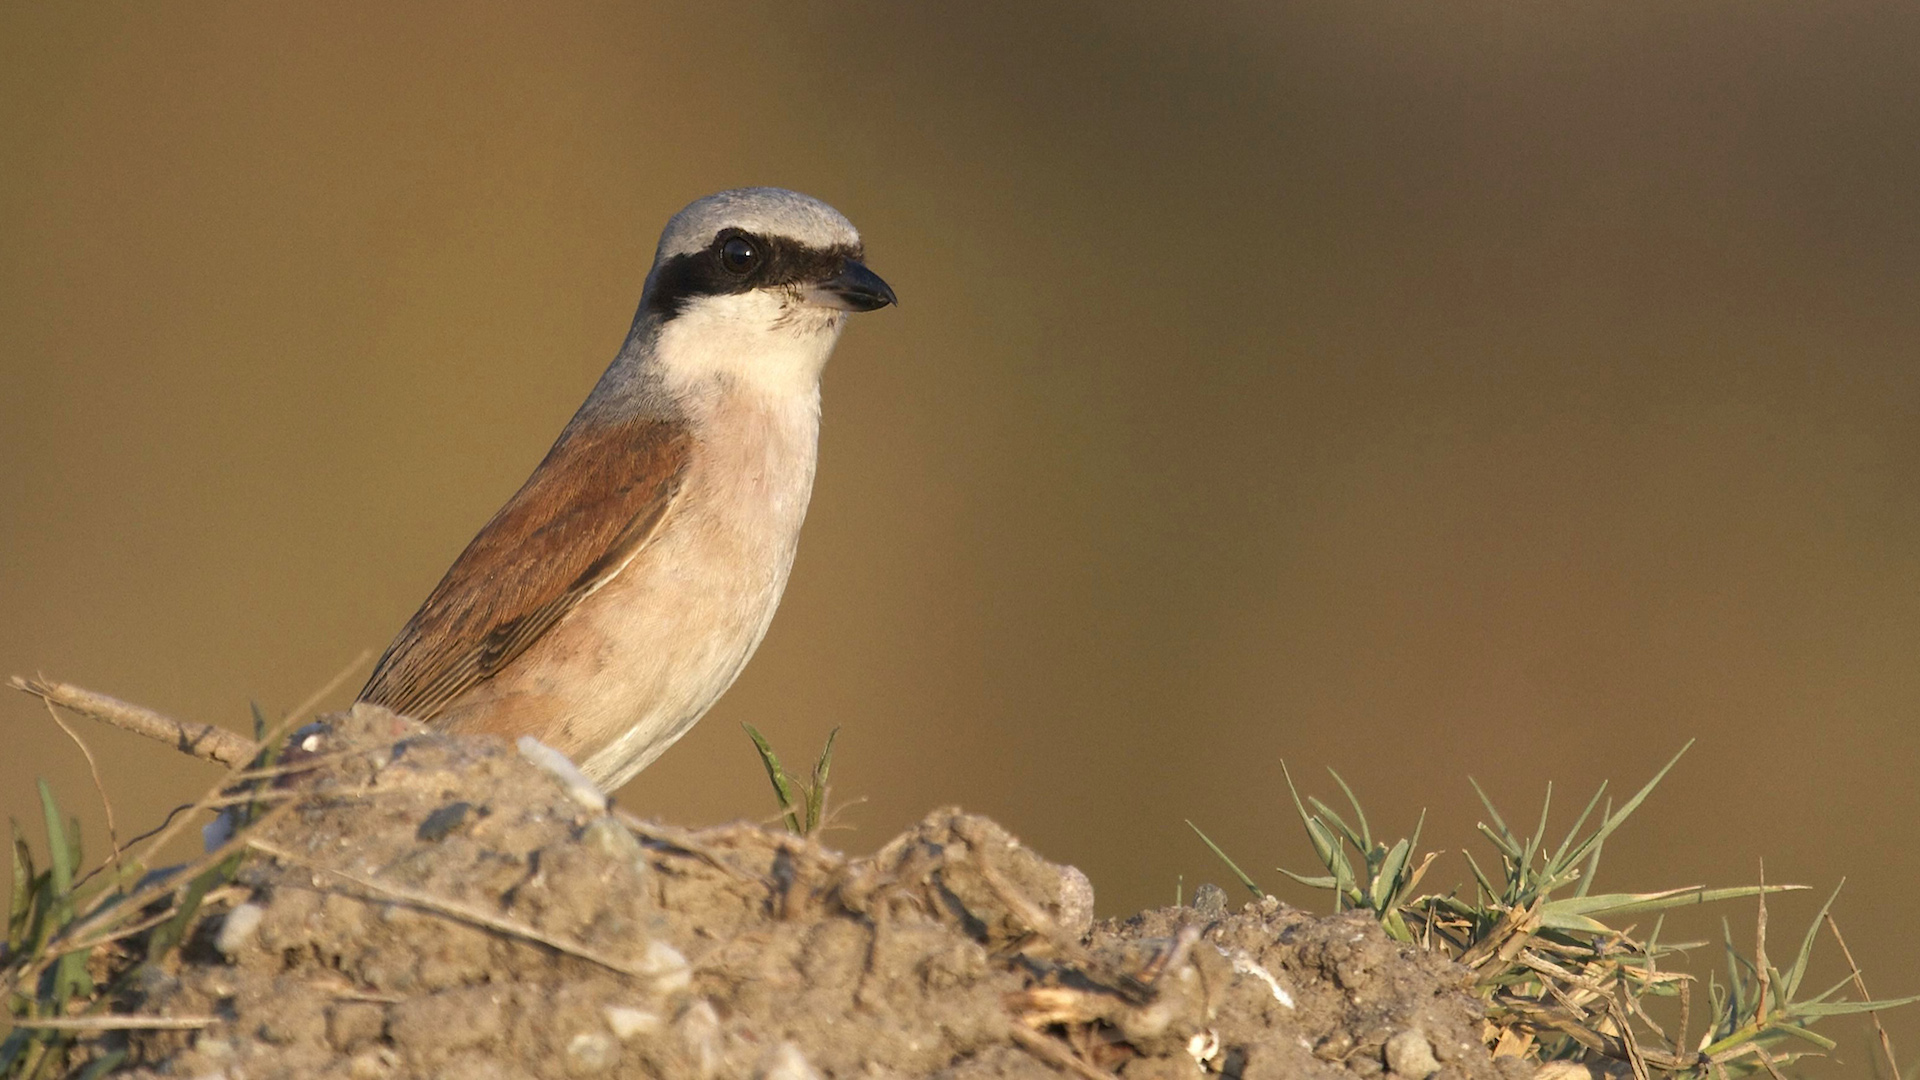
[808,259,898,312]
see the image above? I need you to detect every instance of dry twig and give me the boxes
[39,693,123,874]
[248,838,657,981]
[11,676,254,766]
[1823,909,1901,1080]
[10,1015,216,1031]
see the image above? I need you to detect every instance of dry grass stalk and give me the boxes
[10,677,254,767]
[247,838,659,982]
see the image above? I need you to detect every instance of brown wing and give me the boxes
[359,416,693,721]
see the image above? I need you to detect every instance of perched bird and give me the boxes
[358,188,895,790]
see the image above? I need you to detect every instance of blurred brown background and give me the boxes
[4,2,1917,1066]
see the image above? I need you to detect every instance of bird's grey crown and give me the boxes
[654,188,862,263]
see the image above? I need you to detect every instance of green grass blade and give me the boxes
[1283,766,1342,872]
[1574,797,1611,898]
[1544,884,1803,923]
[1276,867,1339,889]
[741,724,801,834]
[1326,768,1373,850]
[37,781,72,898]
[1371,837,1411,910]
[1306,796,1363,852]
[1475,821,1522,867]
[1791,993,1920,1018]
[805,727,839,835]
[75,1047,129,1080]
[1783,880,1843,1002]
[1546,780,1608,875]
[1767,1022,1839,1050]
[1462,849,1498,898]
[36,779,93,1007]
[1520,781,1552,884]
[1309,817,1356,904]
[8,819,34,949]
[1562,740,1692,871]
[1468,775,1515,843]
[1186,820,1264,899]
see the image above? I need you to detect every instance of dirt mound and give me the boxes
[116,706,1520,1079]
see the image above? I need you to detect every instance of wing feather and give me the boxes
[360,416,692,721]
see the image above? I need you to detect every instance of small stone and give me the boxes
[604,1005,664,1040]
[517,737,608,811]
[566,1031,617,1074]
[1532,1065,1608,1080]
[1314,1030,1355,1061]
[214,903,265,957]
[347,1047,399,1079]
[639,939,692,994]
[416,801,473,842]
[1190,883,1229,919]
[1054,865,1096,937]
[756,1042,823,1080]
[1386,1030,1441,1079]
[676,1001,721,1078]
[580,816,644,862]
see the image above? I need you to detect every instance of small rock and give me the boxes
[604,1005,664,1040]
[580,816,644,862]
[756,1042,824,1080]
[1386,1030,1441,1079]
[1054,865,1096,937]
[416,801,473,842]
[676,1001,721,1079]
[214,903,265,957]
[639,939,692,994]
[1314,1030,1355,1061]
[1191,883,1229,919]
[517,737,608,811]
[347,1047,399,1079]
[566,1031,617,1074]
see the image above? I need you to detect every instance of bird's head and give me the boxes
[638,188,895,400]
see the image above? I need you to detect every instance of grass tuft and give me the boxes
[742,724,839,837]
[1192,744,1917,1077]
[4,715,295,1077]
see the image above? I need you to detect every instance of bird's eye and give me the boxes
[720,236,760,274]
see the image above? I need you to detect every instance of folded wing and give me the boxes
[360,417,693,721]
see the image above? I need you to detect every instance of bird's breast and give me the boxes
[501,387,823,787]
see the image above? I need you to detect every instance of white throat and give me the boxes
[651,290,847,405]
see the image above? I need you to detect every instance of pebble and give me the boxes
[1385,1030,1441,1079]
[566,1031,617,1074]
[756,1042,824,1080]
[640,939,692,994]
[214,902,265,957]
[604,1005,665,1039]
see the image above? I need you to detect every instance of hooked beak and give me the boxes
[806,259,897,312]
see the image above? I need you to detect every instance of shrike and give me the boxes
[358,188,894,790]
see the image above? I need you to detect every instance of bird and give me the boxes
[356,187,895,791]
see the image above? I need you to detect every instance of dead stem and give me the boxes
[10,1015,216,1031]
[12,676,253,767]
[248,838,656,982]
[1822,907,1901,1080]
[39,692,123,875]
